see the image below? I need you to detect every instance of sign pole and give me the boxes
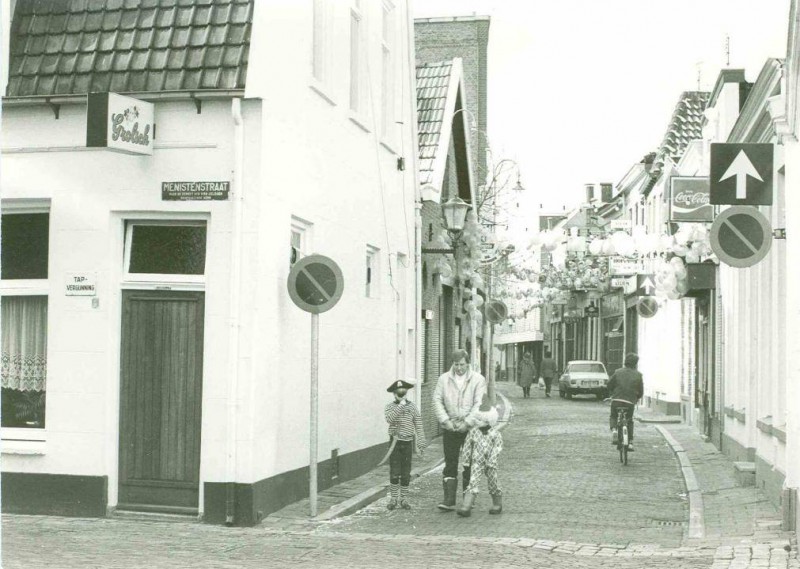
[310,312,319,517]
[487,323,496,405]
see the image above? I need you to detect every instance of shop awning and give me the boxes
[493,330,544,345]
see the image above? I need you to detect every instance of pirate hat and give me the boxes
[386,379,416,393]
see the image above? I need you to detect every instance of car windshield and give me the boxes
[569,363,605,373]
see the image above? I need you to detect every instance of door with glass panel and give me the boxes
[118,221,206,512]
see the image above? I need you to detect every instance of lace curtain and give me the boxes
[1,296,47,392]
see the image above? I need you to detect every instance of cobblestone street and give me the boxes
[4,383,797,568]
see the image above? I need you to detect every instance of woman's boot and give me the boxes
[437,478,457,511]
[457,492,475,517]
[489,493,503,514]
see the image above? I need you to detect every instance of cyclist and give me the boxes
[607,353,643,451]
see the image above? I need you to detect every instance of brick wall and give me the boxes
[415,17,490,188]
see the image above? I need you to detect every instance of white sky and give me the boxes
[413,0,790,213]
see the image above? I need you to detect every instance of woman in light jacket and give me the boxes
[433,349,486,511]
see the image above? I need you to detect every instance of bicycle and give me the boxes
[605,398,634,465]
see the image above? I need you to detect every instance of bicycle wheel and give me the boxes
[618,426,624,463]
[622,426,629,465]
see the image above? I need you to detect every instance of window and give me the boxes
[380,1,395,138]
[349,0,363,113]
[290,216,313,266]
[366,245,380,297]
[568,362,606,373]
[311,0,334,99]
[123,221,207,282]
[1,210,50,430]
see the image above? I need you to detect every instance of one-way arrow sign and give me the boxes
[710,143,773,205]
[637,274,656,296]
[721,150,763,200]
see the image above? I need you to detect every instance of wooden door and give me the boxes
[118,290,204,513]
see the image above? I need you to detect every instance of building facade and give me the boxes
[1,0,418,525]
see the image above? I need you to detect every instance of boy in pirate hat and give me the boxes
[382,379,426,510]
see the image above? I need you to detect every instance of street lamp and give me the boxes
[441,196,471,237]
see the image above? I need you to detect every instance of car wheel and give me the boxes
[565,389,572,400]
[596,392,604,401]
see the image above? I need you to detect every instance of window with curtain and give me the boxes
[1,211,50,429]
[1,297,48,428]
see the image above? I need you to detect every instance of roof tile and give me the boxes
[117,29,134,50]
[102,11,122,31]
[193,5,212,26]
[183,69,202,89]
[90,71,111,92]
[99,31,117,51]
[152,28,171,49]
[176,6,194,27]
[204,46,223,68]
[230,3,251,24]
[134,28,154,49]
[211,4,231,24]
[79,33,99,52]
[130,50,149,70]
[25,35,46,55]
[171,27,190,48]
[186,47,205,69]
[200,67,220,88]
[113,51,132,71]
[57,52,77,73]
[138,8,157,28]
[148,48,168,70]
[37,74,56,94]
[55,74,74,94]
[222,45,243,67]
[45,34,64,54]
[62,33,81,53]
[207,25,227,45]
[157,7,177,28]
[167,49,188,70]
[84,12,103,32]
[47,14,68,34]
[75,52,95,73]
[164,69,184,90]
[120,10,139,30]
[145,70,165,91]
[22,55,42,76]
[110,71,129,91]
[128,70,148,91]
[189,26,208,46]
[94,52,113,73]
[72,73,91,92]
[219,67,237,88]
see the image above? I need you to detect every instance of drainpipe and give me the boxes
[225,97,245,525]
[403,0,423,398]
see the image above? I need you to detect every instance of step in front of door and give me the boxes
[114,502,200,522]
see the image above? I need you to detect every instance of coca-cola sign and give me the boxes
[86,92,154,156]
[670,177,712,222]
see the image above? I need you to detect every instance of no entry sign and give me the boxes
[637,297,658,318]
[485,299,508,324]
[710,206,772,268]
[287,255,344,314]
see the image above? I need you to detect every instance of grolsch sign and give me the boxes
[87,92,154,155]
[670,177,712,222]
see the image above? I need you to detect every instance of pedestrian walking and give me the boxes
[607,353,643,451]
[457,394,504,517]
[433,349,486,511]
[517,352,536,398]
[382,379,426,510]
[539,350,558,398]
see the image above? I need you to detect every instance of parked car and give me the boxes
[558,360,609,400]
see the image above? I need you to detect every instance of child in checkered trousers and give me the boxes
[382,379,426,510]
[457,392,503,516]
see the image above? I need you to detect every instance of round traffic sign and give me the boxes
[710,206,772,268]
[287,254,344,314]
[485,299,508,324]
[637,297,658,319]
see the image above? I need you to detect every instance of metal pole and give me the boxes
[310,312,319,517]
[487,323,496,405]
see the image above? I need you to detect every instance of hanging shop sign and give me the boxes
[670,177,712,222]
[710,143,773,205]
[609,257,643,276]
[162,181,230,201]
[609,220,632,232]
[65,272,97,296]
[86,92,154,155]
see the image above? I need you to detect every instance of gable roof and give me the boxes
[6,0,253,97]
[653,91,710,170]
[416,58,474,203]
